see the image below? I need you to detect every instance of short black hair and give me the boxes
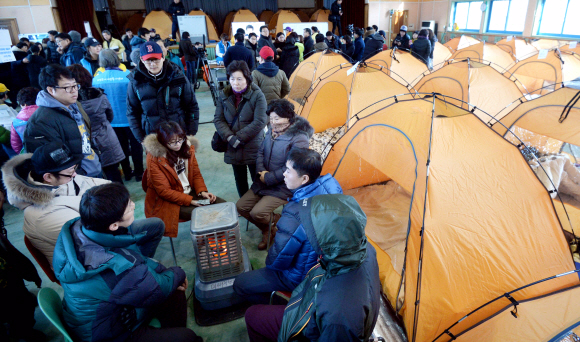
[39,64,74,91]
[354,28,363,37]
[125,28,132,32]
[234,32,245,43]
[16,42,28,49]
[236,28,245,35]
[17,87,40,106]
[266,99,296,120]
[80,183,131,234]
[48,30,58,36]
[303,28,312,35]
[138,27,150,38]
[372,25,378,32]
[366,26,373,31]
[55,33,72,41]
[248,32,257,39]
[226,60,252,86]
[20,37,29,43]
[30,44,40,54]
[182,31,190,39]
[287,148,322,186]
[311,26,319,32]
[276,32,285,38]
[325,31,333,37]
[260,25,269,32]
[315,34,325,43]
[194,41,202,46]
[286,36,296,45]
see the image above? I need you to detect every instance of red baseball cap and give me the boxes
[259,46,274,60]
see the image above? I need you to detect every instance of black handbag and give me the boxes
[212,100,247,153]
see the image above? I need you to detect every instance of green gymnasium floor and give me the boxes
[5,83,264,342]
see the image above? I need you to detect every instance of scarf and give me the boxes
[271,121,291,139]
[233,86,247,108]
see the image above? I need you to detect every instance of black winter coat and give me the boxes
[303,36,314,55]
[341,42,355,58]
[178,38,197,62]
[251,116,313,200]
[26,55,46,89]
[223,41,255,70]
[325,35,340,50]
[213,84,268,165]
[78,87,125,167]
[24,103,92,157]
[11,47,30,89]
[392,33,411,50]
[279,43,300,78]
[244,40,259,70]
[46,40,60,64]
[126,60,199,142]
[258,34,277,59]
[363,33,384,60]
[429,35,438,59]
[168,1,185,18]
[330,1,342,21]
[412,37,432,64]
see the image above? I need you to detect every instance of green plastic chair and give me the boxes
[37,288,74,342]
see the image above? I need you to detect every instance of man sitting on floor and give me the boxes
[244,194,381,341]
[233,148,342,303]
[53,183,202,342]
[2,142,110,265]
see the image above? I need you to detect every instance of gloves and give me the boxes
[227,135,241,148]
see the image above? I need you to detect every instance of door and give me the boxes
[0,19,20,45]
[389,10,408,46]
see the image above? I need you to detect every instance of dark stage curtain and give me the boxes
[58,0,101,39]
[145,0,278,33]
[324,0,365,33]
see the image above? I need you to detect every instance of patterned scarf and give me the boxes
[271,121,291,139]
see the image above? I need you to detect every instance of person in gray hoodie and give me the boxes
[362,32,385,60]
[24,64,102,177]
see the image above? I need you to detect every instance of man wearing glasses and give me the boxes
[127,41,199,143]
[1,142,110,266]
[24,64,102,178]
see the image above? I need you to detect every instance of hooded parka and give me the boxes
[143,134,207,238]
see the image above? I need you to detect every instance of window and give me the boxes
[451,1,484,32]
[487,0,529,33]
[537,0,580,37]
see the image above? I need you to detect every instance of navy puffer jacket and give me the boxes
[53,218,185,342]
[265,174,343,286]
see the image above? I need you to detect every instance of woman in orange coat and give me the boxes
[143,121,224,237]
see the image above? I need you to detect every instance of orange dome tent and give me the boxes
[413,59,525,120]
[223,8,259,38]
[187,9,220,42]
[269,10,301,36]
[259,10,275,26]
[142,10,173,39]
[292,9,310,23]
[367,49,429,88]
[297,63,408,133]
[310,9,333,30]
[496,37,538,61]
[287,50,350,105]
[322,93,578,342]
[505,49,563,96]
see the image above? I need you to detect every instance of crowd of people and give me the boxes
[0,3,395,340]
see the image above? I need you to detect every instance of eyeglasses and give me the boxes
[57,165,78,178]
[143,59,163,65]
[53,84,81,93]
[168,139,185,147]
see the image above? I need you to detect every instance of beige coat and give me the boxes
[252,67,291,104]
[2,154,109,265]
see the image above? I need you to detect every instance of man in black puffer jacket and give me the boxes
[362,32,385,60]
[258,25,277,60]
[126,42,199,142]
[303,28,314,55]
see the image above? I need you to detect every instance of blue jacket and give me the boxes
[353,36,365,61]
[93,68,131,127]
[223,41,255,70]
[130,36,147,52]
[53,218,185,342]
[265,174,343,286]
[60,43,84,66]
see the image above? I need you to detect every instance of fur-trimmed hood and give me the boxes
[1,154,57,209]
[143,134,199,158]
[282,116,315,139]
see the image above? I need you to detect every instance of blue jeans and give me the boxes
[233,267,298,304]
[128,218,165,258]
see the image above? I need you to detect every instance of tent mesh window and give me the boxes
[191,203,244,282]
